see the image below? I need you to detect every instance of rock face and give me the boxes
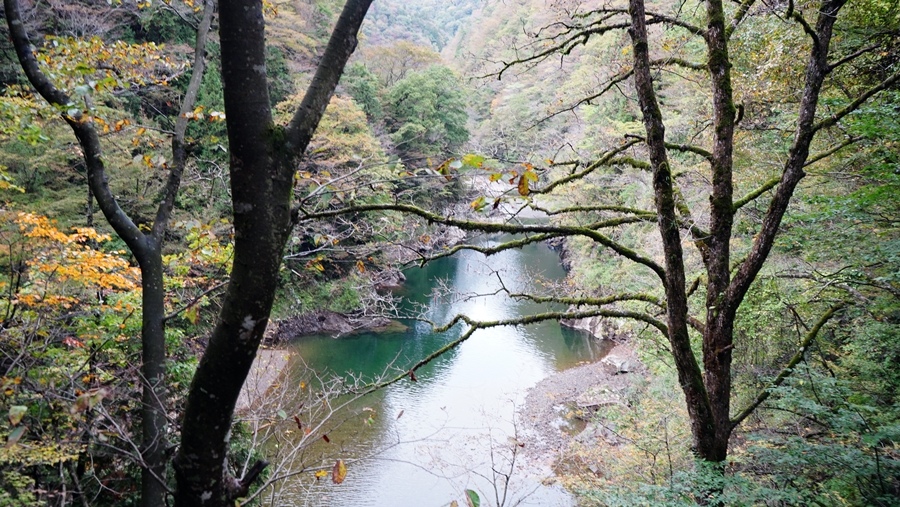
[545,237,571,272]
[268,310,407,342]
[373,268,406,292]
[559,312,629,342]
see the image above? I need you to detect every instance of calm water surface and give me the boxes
[277,234,607,506]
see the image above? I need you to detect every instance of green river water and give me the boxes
[276,234,608,506]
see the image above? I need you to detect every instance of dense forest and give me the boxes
[0,0,897,506]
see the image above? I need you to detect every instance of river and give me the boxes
[269,234,608,506]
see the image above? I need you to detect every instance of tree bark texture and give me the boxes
[625,0,850,464]
[628,0,720,460]
[172,1,372,505]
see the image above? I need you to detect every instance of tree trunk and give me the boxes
[628,0,720,461]
[627,0,852,467]
[173,1,372,505]
[700,0,737,464]
[138,247,169,506]
[3,1,215,504]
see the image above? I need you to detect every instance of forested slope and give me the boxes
[0,0,896,505]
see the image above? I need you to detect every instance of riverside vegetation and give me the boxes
[0,0,897,506]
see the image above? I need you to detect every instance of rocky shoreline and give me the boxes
[518,339,645,471]
[265,309,408,343]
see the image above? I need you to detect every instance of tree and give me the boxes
[172,1,372,505]
[300,0,899,480]
[3,1,215,505]
[341,61,384,119]
[386,64,469,161]
[4,0,373,505]
[360,40,441,87]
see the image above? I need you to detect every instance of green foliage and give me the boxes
[386,65,469,160]
[341,62,383,119]
[266,45,294,107]
[730,368,899,506]
[273,276,362,318]
[0,471,39,507]
[134,5,197,44]
[184,42,228,166]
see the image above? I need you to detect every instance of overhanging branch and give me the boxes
[407,232,564,266]
[730,303,844,430]
[354,306,668,394]
[733,177,780,212]
[534,138,643,194]
[726,0,757,40]
[302,203,666,280]
[529,203,655,217]
[813,70,900,133]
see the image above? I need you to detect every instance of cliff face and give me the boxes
[560,312,629,342]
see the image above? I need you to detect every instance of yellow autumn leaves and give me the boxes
[14,213,139,293]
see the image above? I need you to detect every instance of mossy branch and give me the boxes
[725,0,757,40]
[353,307,668,394]
[534,138,643,194]
[407,232,563,266]
[733,177,780,212]
[301,203,666,280]
[529,204,656,217]
[813,70,900,133]
[730,303,844,430]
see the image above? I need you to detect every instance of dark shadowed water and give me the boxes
[276,234,607,506]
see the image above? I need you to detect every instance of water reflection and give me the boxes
[273,235,605,506]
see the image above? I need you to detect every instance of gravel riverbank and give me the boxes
[518,343,646,469]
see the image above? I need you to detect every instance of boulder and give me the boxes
[601,354,634,374]
[575,385,625,409]
[374,268,407,292]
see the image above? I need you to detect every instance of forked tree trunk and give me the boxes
[172,1,372,505]
[628,0,849,466]
[3,2,215,505]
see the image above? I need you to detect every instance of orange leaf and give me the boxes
[332,459,347,484]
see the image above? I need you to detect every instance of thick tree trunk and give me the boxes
[627,0,850,466]
[173,1,372,505]
[628,0,720,461]
[701,0,737,463]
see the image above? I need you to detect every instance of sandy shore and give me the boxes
[236,348,292,413]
